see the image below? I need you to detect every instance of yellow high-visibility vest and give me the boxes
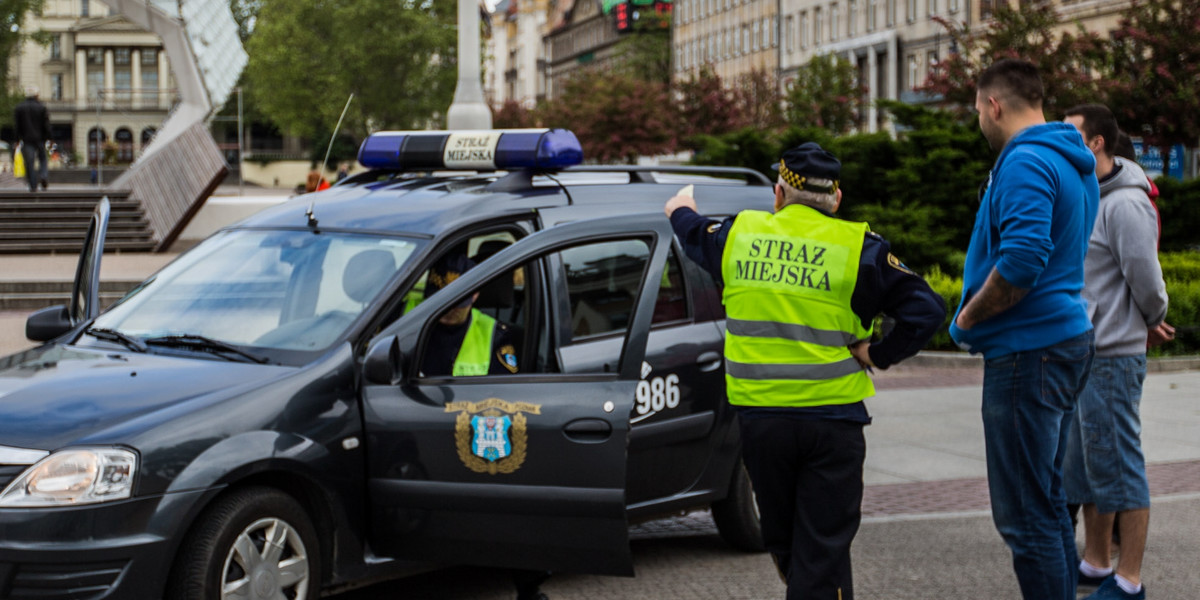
[453,309,496,377]
[720,204,874,407]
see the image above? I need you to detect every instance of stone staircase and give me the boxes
[0,189,156,254]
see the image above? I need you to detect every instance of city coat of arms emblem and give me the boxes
[445,398,542,474]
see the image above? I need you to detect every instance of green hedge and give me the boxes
[919,251,1200,355]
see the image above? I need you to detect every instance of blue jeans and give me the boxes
[1063,354,1150,514]
[981,330,1094,600]
[20,142,48,191]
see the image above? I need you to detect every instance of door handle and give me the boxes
[696,351,723,372]
[563,418,613,443]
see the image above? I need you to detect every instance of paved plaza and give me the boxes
[1,254,1198,599]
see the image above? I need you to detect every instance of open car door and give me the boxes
[361,214,672,576]
[70,196,110,324]
[25,196,109,342]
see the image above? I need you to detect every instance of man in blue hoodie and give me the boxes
[949,59,1099,600]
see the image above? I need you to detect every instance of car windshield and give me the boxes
[91,229,420,355]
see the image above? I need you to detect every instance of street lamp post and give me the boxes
[446,0,492,130]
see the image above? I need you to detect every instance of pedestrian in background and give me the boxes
[665,142,945,599]
[949,58,1100,600]
[1062,103,1173,600]
[13,85,51,192]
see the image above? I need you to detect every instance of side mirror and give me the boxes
[26,305,72,342]
[363,335,404,385]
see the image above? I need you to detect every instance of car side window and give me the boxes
[562,240,650,340]
[651,250,689,325]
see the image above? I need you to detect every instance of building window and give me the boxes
[786,15,795,52]
[51,74,63,100]
[773,15,780,47]
[87,70,103,100]
[800,11,809,48]
[867,0,876,30]
[949,0,958,12]
[907,0,916,21]
[81,0,89,17]
[831,3,840,40]
[927,50,939,74]
[908,54,918,90]
[928,0,937,16]
[742,25,750,54]
[114,48,130,65]
[813,7,822,45]
[86,48,103,65]
[887,0,896,25]
[50,35,61,60]
[142,49,158,66]
[980,0,993,19]
[849,0,857,34]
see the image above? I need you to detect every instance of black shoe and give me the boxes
[1079,570,1112,588]
[40,178,47,190]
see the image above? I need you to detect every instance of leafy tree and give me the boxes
[1107,0,1200,153]
[674,67,747,149]
[921,4,1108,118]
[856,101,991,271]
[244,0,457,138]
[735,69,786,132]
[689,126,784,178]
[613,29,671,85]
[783,53,865,134]
[228,0,260,43]
[0,0,48,110]
[541,69,675,163]
[492,98,540,128]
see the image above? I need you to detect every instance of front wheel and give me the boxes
[711,460,765,552]
[167,486,322,600]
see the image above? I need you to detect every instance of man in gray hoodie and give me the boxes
[1062,104,1174,600]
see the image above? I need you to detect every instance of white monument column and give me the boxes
[103,48,115,109]
[75,48,89,110]
[158,51,169,109]
[447,0,492,129]
[131,48,142,110]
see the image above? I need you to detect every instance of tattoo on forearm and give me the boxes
[961,269,1029,328]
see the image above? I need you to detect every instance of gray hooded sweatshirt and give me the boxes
[1083,156,1169,356]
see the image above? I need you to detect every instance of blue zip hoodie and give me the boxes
[949,122,1099,358]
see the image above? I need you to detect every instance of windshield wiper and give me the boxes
[85,327,148,353]
[143,335,270,364]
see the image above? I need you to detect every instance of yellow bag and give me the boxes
[13,144,25,178]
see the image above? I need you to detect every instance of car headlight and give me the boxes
[0,448,137,507]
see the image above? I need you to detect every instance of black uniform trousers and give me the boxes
[739,415,866,600]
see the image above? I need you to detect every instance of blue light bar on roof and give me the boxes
[357,129,583,171]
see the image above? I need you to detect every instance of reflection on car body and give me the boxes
[0,129,774,600]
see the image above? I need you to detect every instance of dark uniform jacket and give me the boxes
[670,206,946,422]
[420,311,520,376]
[14,97,50,145]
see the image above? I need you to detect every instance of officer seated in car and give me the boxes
[419,253,520,377]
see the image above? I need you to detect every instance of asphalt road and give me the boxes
[327,497,1200,599]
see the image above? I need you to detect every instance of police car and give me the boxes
[0,129,774,599]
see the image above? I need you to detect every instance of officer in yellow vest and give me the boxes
[419,253,520,377]
[665,142,945,599]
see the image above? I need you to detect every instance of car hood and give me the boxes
[0,344,292,450]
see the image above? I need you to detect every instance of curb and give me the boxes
[910,350,1200,373]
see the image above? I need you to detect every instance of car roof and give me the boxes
[234,166,774,238]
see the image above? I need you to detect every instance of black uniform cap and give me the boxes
[424,253,476,305]
[773,142,841,194]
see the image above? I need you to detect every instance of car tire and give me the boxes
[167,486,321,600]
[711,460,765,552]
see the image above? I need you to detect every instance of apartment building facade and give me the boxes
[672,0,779,83]
[485,0,552,107]
[776,0,1138,132]
[9,0,178,164]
